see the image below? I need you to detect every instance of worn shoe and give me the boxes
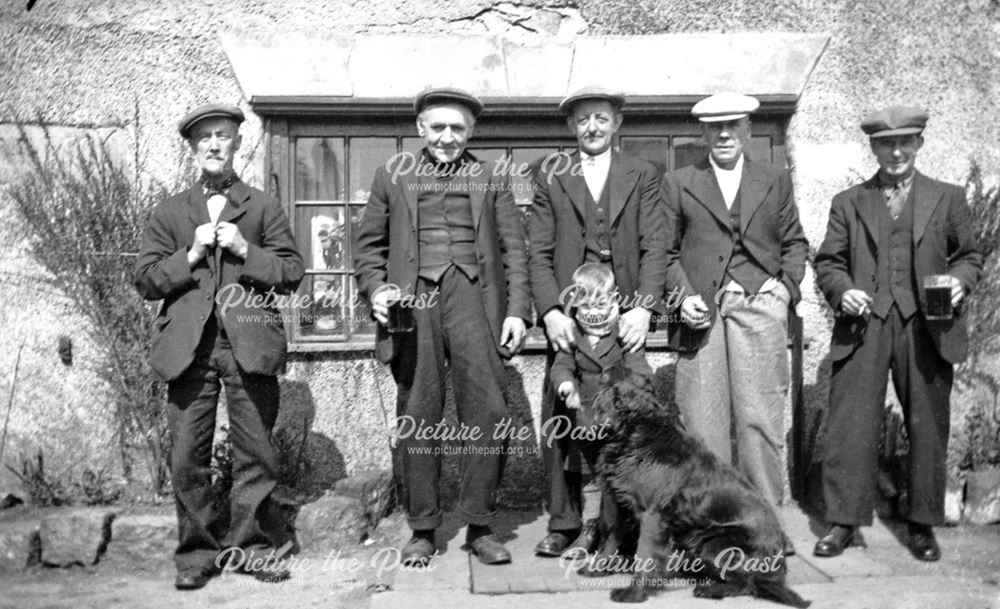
[174,567,213,590]
[907,522,941,562]
[401,535,436,567]
[562,520,601,559]
[466,533,512,565]
[534,530,578,557]
[813,524,856,557]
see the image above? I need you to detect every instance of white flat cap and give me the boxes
[691,93,760,122]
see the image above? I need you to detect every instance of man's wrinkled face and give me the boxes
[701,117,750,170]
[870,134,923,181]
[567,100,622,157]
[189,117,241,177]
[417,104,474,163]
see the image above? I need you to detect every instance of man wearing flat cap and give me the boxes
[135,103,305,589]
[528,85,667,559]
[662,93,808,548]
[355,86,531,566]
[813,106,982,560]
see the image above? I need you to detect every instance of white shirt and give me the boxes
[207,194,227,225]
[709,153,744,210]
[580,148,611,202]
[709,153,779,294]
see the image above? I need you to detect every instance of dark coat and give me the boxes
[528,151,668,319]
[814,171,982,364]
[661,157,809,351]
[353,152,532,363]
[134,180,305,382]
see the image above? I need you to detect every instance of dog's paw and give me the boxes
[610,586,648,603]
[576,564,610,578]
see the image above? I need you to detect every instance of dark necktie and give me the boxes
[886,183,905,220]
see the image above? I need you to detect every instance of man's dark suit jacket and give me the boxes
[661,157,809,351]
[814,171,982,364]
[134,180,305,382]
[528,151,668,319]
[353,152,532,364]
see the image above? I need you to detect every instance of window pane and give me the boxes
[511,148,557,207]
[298,274,348,338]
[672,136,706,170]
[348,276,376,336]
[746,135,772,164]
[350,138,396,202]
[402,137,423,155]
[471,147,506,165]
[621,137,669,180]
[296,205,347,271]
[347,204,366,270]
[296,138,345,201]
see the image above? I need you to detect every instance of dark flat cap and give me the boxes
[414,86,484,118]
[177,104,245,139]
[861,106,928,138]
[559,85,625,114]
[691,93,760,122]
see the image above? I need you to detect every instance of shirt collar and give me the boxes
[878,171,914,191]
[580,147,612,164]
[709,153,744,175]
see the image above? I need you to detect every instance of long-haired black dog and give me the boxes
[590,365,810,607]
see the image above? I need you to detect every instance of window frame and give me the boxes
[260,101,791,353]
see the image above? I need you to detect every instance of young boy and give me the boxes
[550,263,653,560]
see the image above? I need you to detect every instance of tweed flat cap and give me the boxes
[177,103,245,139]
[861,106,928,138]
[414,86,484,118]
[559,85,626,114]
[691,93,760,122]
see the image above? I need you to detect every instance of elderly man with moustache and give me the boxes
[661,93,808,555]
[529,86,667,559]
[354,87,531,566]
[135,104,305,589]
[813,106,982,561]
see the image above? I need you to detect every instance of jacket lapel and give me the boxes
[912,171,943,245]
[469,158,487,230]
[738,161,771,236]
[608,152,638,225]
[684,158,731,230]
[218,180,250,225]
[187,183,211,227]
[851,175,882,246]
[556,151,589,222]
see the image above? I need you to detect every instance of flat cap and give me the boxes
[414,86,484,118]
[559,85,626,114]
[691,93,760,122]
[861,106,928,138]
[177,103,245,139]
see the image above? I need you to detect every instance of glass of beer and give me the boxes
[380,285,414,334]
[922,275,953,320]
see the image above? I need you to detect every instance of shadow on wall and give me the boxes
[274,379,347,502]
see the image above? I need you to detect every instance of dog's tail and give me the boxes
[748,576,811,608]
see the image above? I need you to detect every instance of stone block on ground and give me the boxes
[39,508,116,567]
[295,492,367,550]
[0,517,40,572]
[944,478,964,525]
[105,512,177,562]
[965,468,1000,525]
[333,469,394,529]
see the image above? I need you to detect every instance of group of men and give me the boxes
[135,86,981,590]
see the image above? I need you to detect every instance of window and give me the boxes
[261,107,789,351]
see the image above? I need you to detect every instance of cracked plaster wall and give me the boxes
[0,0,997,505]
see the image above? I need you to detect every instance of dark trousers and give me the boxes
[822,305,952,526]
[167,324,281,571]
[390,266,509,530]
[540,351,582,532]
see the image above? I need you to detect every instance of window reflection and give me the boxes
[296,138,345,201]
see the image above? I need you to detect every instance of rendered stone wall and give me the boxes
[0,0,997,506]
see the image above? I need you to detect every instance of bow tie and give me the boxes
[201,172,237,196]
